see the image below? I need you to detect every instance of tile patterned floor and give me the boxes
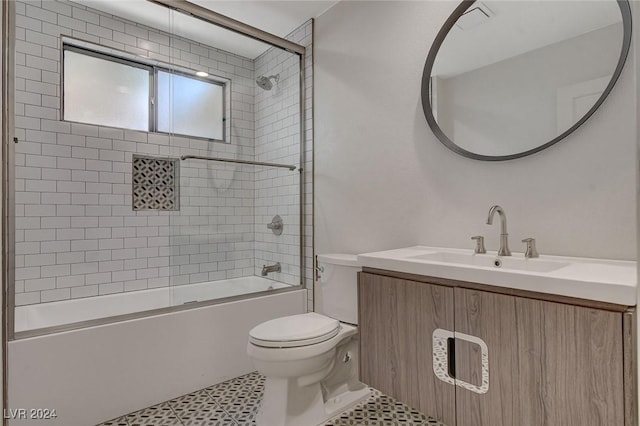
[98,372,447,426]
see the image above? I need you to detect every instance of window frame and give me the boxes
[62,43,227,143]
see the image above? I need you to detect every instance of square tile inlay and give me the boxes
[98,372,447,426]
[132,155,179,211]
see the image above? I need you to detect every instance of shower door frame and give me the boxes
[1,0,11,421]
[1,0,308,341]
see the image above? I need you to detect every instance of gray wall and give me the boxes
[314,1,636,260]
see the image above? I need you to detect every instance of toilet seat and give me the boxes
[249,312,340,348]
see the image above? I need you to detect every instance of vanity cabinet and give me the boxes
[359,270,635,426]
[358,273,457,426]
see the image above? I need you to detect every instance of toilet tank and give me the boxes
[316,254,361,325]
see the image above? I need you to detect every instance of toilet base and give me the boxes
[256,377,370,426]
[254,334,370,426]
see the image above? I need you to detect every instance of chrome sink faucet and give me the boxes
[261,262,281,276]
[486,205,511,256]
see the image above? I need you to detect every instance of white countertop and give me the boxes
[357,246,637,306]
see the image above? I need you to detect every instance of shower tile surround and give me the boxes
[98,372,445,426]
[13,0,314,308]
[254,23,313,294]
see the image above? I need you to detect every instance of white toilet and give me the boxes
[246,254,370,426]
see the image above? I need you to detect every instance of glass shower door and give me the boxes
[163,8,305,308]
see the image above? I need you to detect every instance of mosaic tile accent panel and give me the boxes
[97,372,448,426]
[132,156,179,211]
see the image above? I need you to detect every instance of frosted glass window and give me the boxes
[64,49,150,131]
[157,71,224,140]
[63,46,227,141]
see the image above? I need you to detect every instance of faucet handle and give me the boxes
[522,238,539,258]
[471,235,486,254]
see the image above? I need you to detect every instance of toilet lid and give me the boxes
[249,312,340,348]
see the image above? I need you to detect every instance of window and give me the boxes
[63,45,226,142]
[63,49,150,131]
[157,71,224,140]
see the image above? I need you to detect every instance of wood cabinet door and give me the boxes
[359,272,456,425]
[454,287,624,426]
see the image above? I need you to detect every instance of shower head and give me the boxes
[256,74,279,91]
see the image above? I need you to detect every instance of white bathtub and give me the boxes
[15,276,289,333]
[9,282,306,426]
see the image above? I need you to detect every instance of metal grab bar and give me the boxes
[180,155,297,171]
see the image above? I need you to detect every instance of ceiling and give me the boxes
[189,1,336,38]
[76,0,337,59]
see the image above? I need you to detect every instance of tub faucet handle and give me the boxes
[267,215,283,235]
[471,235,486,254]
[522,238,539,259]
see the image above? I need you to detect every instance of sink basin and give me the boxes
[357,246,637,305]
[409,252,569,273]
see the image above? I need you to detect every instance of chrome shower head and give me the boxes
[256,74,279,91]
[256,76,272,90]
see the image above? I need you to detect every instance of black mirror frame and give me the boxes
[421,0,633,161]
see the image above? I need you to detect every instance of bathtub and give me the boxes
[8,280,306,426]
[15,276,290,333]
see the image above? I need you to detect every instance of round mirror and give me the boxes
[421,0,632,161]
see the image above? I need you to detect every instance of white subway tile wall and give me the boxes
[254,22,313,307]
[13,0,313,308]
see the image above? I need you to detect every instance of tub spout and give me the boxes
[261,262,281,276]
